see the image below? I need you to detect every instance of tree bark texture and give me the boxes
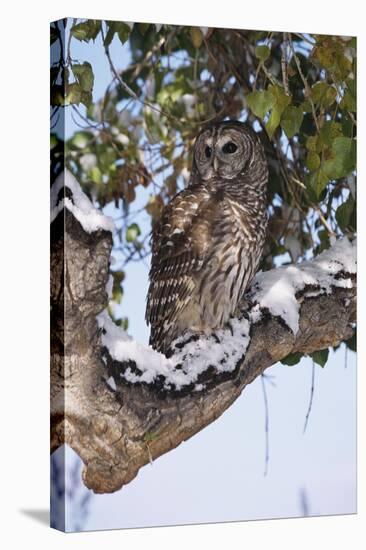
[51,207,356,494]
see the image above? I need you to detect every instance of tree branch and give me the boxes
[51,171,356,494]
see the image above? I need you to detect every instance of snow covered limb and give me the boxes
[51,171,356,494]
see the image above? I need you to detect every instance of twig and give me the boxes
[71,105,103,130]
[293,33,316,46]
[303,361,315,433]
[344,343,348,369]
[299,487,310,516]
[288,33,319,133]
[313,204,336,236]
[53,20,65,65]
[66,18,77,65]
[261,374,270,476]
[260,62,280,87]
[100,23,182,125]
[50,111,60,131]
[281,32,290,96]
[291,176,307,189]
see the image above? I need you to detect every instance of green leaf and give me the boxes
[246,90,275,119]
[111,271,125,304]
[345,332,356,352]
[70,22,89,41]
[301,99,313,113]
[305,171,321,202]
[89,166,103,185]
[268,84,292,112]
[117,22,132,45]
[190,27,203,48]
[311,82,337,108]
[81,91,93,108]
[65,83,82,105]
[72,62,94,93]
[323,137,356,179]
[317,229,330,253]
[266,108,282,139]
[319,121,342,148]
[112,285,123,304]
[306,151,321,171]
[336,195,356,231]
[306,135,318,152]
[104,23,116,47]
[281,352,303,366]
[112,270,125,285]
[70,131,93,149]
[71,20,101,42]
[126,223,141,242]
[51,84,64,106]
[88,20,101,40]
[310,348,329,367]
[255,45,270,62]
[103,21,131,47]
[315,167,330,197]
[265,85,291,138]
[115,317,129,330]
[281,106,304,138]
[340,89,356,112]
[139,23,150,35]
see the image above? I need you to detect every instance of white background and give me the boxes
[0,0,365,548]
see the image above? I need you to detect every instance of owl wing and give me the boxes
[146,184,214,351]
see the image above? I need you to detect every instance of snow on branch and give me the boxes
[51,169,356,493]
[98,237,356,394]
[249,237,356,334]
[51,169,115,233]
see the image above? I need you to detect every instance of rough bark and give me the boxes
[51,209,356,494]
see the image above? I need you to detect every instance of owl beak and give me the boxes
[213,157,219,172]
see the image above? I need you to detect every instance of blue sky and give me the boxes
[55,20,356,531]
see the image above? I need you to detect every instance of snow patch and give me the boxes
[249,237,356,334]
[97,310,250,391]
[50,169,115,234]
[97,237,355,392]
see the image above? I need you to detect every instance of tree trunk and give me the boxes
[51,179,356,494]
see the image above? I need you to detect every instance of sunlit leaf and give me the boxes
[265,85,291,138]
[70,131,93,149]
[323,137,356,179]
[65,83,82,105]
[89,166,103,185]
[255,45,270,61]
[246,90,274,119]
[336,195,356,231]
[311,82,337,108]
[72,62,94,93]
[71,20,101,42]
[190,27,203,48]
[306,151,320,171]
[126,223,141,242]
[281,106,304,138]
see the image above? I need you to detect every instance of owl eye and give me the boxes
[222,142,238,154]
[204,145,212,159]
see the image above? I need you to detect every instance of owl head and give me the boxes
[191,120,266,183]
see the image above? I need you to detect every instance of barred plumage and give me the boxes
[146,121,268,354]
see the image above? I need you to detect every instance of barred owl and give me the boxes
[146,120,268,354]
